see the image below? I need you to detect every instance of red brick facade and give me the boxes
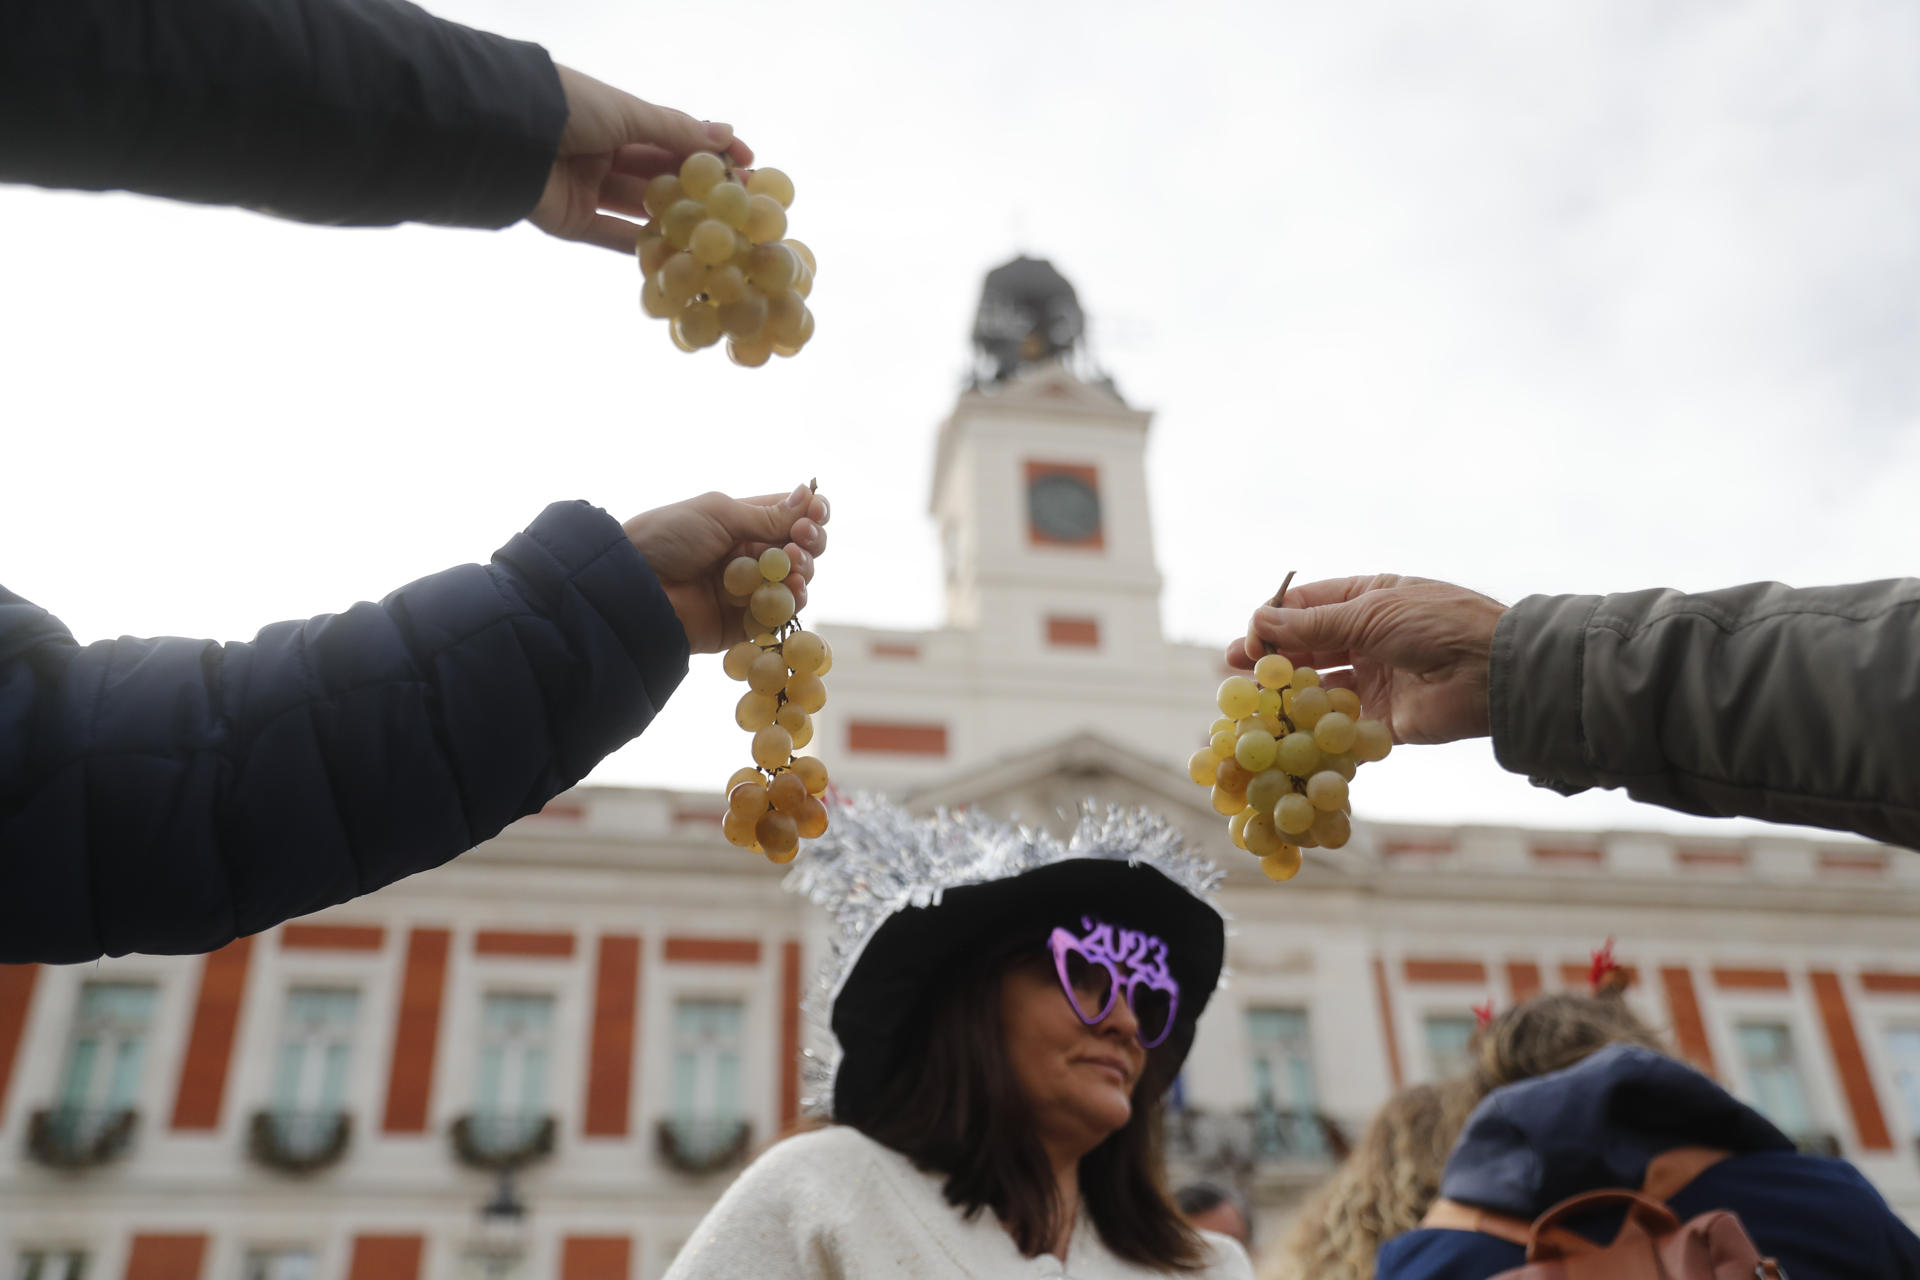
[169,938,254,1131]
[380,928,450,1134]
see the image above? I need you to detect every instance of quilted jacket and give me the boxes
[0,5,668,966]
[1492,579,1920,849]
[1,502,688,963]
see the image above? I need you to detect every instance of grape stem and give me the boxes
[1261,570,1296,656]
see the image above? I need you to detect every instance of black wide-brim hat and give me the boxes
[829,856,1225,1124]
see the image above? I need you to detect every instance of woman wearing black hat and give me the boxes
[665,804,1254,1279]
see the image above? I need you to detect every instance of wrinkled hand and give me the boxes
[528,65,754,255]
[1226,575,1507,746]
[623,485,830,655]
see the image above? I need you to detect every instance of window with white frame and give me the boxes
[1884,1027,1920,1140]
[271,988,358,1117]
[242,1249,315,1280]
[1247,1007,1323,1157]
[1735,1021,1816,1139]
[1247,1008,1318,1112]
[1424,1015,1476,1081]
[58,983,157,1116]
[475,993,554,1120]
[670,998,745,1127]
[13,1251,88,1280]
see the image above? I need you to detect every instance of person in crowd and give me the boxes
[1375,985,1920,1278]
[1232,574,1920,848]
[2,488,829,965]
[2,0,798,964]
[664,803,1255,1278]
[1176,1182,1253,1252]
[1261,1077,1479,1280]
[2,0,748,254]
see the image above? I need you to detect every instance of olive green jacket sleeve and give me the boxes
[1489,579,1920,850]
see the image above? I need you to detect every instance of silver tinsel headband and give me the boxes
[782,796,1228,1116]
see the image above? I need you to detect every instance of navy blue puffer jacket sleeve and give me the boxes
[0,0,566,229]
[0,501,688,964]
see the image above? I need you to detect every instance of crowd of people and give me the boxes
[1263,981,1920,1279]
[4,0,1917,1277]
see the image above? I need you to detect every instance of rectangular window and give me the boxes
[1424,1015,1476,1081]
[272,988,358,1116]
[1887,1027,1920,1139]
[13,1252,88,1280]
[671,998,745,1125]
[475,994,554,1120]
[1736,1021,1815,1138]
[242,1250,315,1280]
[60,983,156,1115]
[1247,1008,1322,1158]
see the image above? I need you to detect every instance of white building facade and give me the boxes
[5,269,1920,1279]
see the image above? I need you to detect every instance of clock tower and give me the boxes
[931,255,1165,654]
[814,256,1220,794]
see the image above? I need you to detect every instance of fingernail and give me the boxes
[704,121,734,145]
[788,483,809,506]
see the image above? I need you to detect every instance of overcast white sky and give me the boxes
[2,1,1914,842]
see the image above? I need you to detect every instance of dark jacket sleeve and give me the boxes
[1489,579,1920,849]
[0,501,688,964]
[0,0,566,229]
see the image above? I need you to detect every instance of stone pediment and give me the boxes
[904,729,1201,816]
[900,729,1366,887]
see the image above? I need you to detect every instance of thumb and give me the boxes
[618,92,734,156]
[1251,599,1369,656]
[708,485,810,546]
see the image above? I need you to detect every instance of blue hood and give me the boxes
[1441,1044,1796,1217]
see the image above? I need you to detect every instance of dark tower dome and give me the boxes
[971,255,1086,384]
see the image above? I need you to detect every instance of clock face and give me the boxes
[1028,471,1102,544]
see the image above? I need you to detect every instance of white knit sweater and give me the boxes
[663,1126,1255,1279]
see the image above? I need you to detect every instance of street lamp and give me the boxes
[469,1168,527,1280]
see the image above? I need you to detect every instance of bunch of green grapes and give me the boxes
[718,546,834,862]
[1188,654,1392,882]
[636,152,816,364]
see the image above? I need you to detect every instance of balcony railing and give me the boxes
[1251,1106,1350,1163]
[1165,1105,1349,1177]
[27,1106,138,1170]
[656,1116,752,1175]
[249,1109,352,1174]
[450,1113,556,1171]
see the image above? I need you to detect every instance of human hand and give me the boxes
[622,484,830,654]
[1225,575,1507,746]
[528,65,754,254]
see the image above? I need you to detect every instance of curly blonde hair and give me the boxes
[1262,1076,1481,1280]
[1261,988,1671,1280]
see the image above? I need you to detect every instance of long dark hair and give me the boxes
[854,927,1209,1271]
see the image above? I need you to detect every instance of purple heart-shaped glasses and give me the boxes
[1047,916,1180,1049]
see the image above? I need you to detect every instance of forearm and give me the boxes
[1490,579,1920,848]
[0,0,566,228]
[0,501,687,963]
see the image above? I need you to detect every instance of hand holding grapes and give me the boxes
[528,65,754,255]
[1227,575,1508,746]
[622,485,829,654]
